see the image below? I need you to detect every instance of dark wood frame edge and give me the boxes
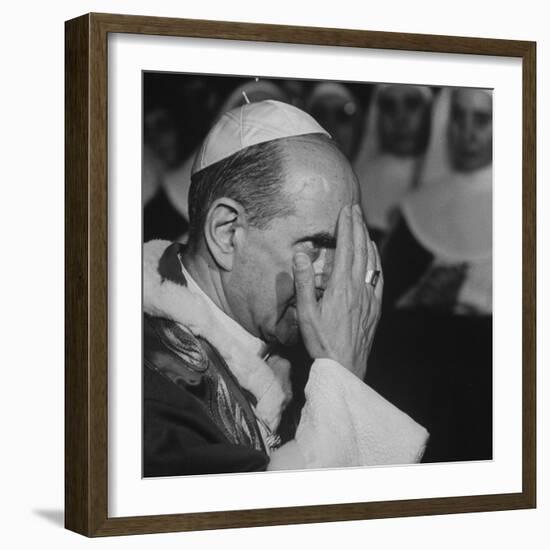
[65,12,537,537]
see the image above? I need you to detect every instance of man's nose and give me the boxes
[314,272,329,291]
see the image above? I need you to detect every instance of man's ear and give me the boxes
[204,197,247,271]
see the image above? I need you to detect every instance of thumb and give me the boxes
[293,253,316,322]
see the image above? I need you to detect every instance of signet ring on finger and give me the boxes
[365,269,381,288]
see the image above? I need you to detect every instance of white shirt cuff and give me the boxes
[293,358,429,468]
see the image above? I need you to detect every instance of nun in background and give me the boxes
[365,87,493,464]
[353,84,433,243]
[144,79,288,243]
[306,82,363,162]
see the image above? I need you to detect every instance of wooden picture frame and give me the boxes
[65,12,536,537]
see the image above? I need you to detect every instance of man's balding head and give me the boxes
[187,132,355,245]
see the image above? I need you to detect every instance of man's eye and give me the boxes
[301,242,322,261]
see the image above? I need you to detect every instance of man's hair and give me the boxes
[187,138,295,244]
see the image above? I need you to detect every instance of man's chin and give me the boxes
[279,330,300,347]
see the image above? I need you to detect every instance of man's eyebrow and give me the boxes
[295,231,337,249]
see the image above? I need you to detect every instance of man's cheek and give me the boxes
[274,270,296,312]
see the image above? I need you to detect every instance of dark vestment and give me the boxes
[143,315,270,477]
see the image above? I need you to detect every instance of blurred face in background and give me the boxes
[308,88,362,160]
[281,80,308,110]
[377,85,432,157]
[448,88,493,172]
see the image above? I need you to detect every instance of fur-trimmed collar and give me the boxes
[143,240,291,431]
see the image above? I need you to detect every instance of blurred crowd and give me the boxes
[143,73,493,463]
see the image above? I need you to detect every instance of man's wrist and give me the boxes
[311,357,366,380]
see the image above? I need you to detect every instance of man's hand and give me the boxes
[292,204,383,379]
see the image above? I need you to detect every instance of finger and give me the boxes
[329,205,353,287]
[292,252,317,324]
[352,204,368,285]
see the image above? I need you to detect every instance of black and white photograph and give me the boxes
[142,73,493,477]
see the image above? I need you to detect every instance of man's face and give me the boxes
[448,88,493,172]
[377,85,431,157]
[225,136,359,347]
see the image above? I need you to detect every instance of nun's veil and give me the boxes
[415,86,452,187]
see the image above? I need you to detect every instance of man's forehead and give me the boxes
[280,135,358,197]
[276,140,358,239]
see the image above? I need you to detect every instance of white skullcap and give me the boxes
[192,100,331,174]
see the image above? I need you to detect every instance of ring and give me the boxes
[365,269,380,288]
